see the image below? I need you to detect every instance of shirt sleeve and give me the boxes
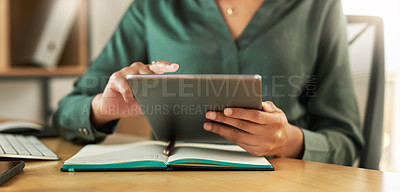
[52,0,147,144]
[300,0,364,165]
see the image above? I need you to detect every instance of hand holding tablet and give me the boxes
[90,60,304,158]
[90,61,179,127]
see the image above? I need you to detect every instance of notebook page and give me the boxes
[64,141,168,165]
[168,146,270,166]
[175,143,246,152]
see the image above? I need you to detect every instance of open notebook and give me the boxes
[61,141,274,171]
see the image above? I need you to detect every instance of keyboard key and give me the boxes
[5,135,30,155]
[16,135,43,156]
[0,135,18,155]
[27,136,58,157]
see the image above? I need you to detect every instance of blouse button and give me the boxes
[83,128,89,135]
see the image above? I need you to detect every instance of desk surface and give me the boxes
[1,136,400,192]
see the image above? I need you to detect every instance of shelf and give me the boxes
[0,0,88,77]
[0,0,10,71]
[0,66,86,77]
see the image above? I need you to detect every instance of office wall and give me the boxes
[0,80,42,121]
[0,77,78,122]
[0,0,133,122]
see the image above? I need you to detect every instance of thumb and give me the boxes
[262,101,277,113]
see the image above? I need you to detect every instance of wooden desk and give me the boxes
[1,136,400,192]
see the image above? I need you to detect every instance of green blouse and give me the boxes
[53,0,363,165]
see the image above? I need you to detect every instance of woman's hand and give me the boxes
[204,101,304,158]
[91,60,179,127]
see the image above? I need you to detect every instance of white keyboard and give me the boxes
[0,134,59,160]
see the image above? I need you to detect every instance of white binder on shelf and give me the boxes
[21,0,81,69]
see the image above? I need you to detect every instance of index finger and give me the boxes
[149,60,179,74]
[223,107,280,125]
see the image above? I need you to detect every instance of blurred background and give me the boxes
[0,0,398,172]
[341,0,400,172]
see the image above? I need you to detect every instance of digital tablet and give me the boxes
[127,74,262,143]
